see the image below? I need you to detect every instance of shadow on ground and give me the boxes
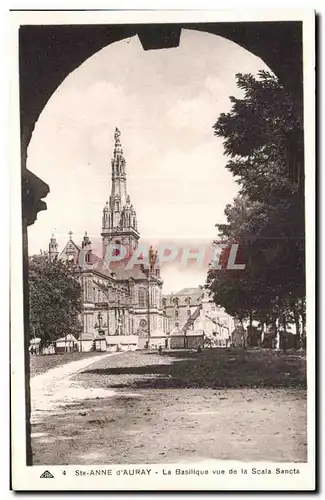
[32,349,307,464]
[81,349,306,389]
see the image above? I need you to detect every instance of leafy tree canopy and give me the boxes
[207,71,305,338]
[29,254,82,346]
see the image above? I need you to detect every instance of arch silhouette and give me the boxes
[20,22,303,226]
[19,22,304,465]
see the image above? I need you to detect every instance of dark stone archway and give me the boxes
[19,21,304,464]
[20,21,304,223]
[20,22,303,172]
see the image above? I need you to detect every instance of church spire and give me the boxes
[114,127,122,153]
[101,128,139,259]
[49,233,59,261]
[111,127,126,180]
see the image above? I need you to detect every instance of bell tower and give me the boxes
[101,128,140,259]
[48,234,59,261]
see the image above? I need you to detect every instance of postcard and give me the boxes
[10,9,315,491]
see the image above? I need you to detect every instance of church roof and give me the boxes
[59,238,80,255]
[164,287,204,305]
[174,287,202,295]
[76,252,162,284]
[78,251,112,275]
[109,261,162,282]
[169,328,204,337]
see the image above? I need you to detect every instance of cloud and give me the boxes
[27,29,268,292]
[167,93,216,132]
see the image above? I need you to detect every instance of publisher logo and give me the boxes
[40,470,54,479]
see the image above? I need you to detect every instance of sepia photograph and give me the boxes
[10,9,315,491]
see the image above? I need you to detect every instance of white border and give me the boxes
[9,9,315,492]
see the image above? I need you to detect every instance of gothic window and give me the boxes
[138,288,146,308]
[67,253,74,262]
[85,251,91,264]
[175,310,179,319]
[187,309,191,317]
[114,240,121,257]
[172,297,179,307]
[116,202,120,211]
[152,288,156,306]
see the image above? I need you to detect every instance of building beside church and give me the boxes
[48,128,166,351]
[45,128,235,352]
[163,287,234,347]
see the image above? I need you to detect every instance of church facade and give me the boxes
[163,287,234,348]
[48,128,166,350]
[46,128,235,351]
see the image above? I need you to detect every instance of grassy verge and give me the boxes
[76,348,306,389]
[30,351,104,377]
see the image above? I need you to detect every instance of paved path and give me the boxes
[31,353,122,424]
[31,350,307,464]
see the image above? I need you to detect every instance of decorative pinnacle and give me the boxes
[114,127,121,145]
[113,127,123,159]
[69,231,73,240]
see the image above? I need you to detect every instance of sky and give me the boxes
[27,29,269,293]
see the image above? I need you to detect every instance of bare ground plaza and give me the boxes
[20,23,309,481]
[30,349,307,465]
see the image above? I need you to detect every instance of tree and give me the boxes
[207,71,305,347]
[29,254,82,347]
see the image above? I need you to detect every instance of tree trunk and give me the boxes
[240,319,246,349]
[293,306,301,349]
[247,311,253,348]
[260,322,265,348]
[301,312,306,348]
[282,316,287,353]
[239,319,247,361]
[274,318,280,350]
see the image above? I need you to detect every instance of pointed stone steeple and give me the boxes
[49,234,59,261]
[81,231,92,264]
[101,128,140,259]
[81,231,91,249]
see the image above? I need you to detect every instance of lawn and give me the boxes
[29,351,104,377]
[75,348,307,389]
[32,348,307,464]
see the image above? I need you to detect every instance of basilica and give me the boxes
[47,128,233,351]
